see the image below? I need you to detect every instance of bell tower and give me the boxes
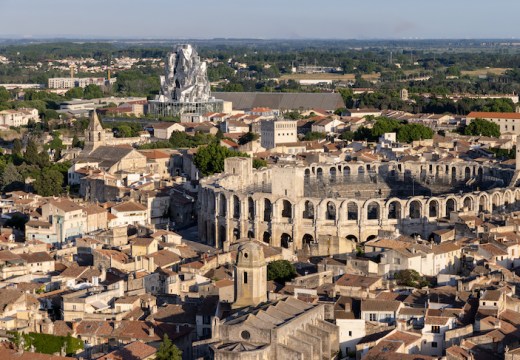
[83,110,105,153]
[234,241,267,308]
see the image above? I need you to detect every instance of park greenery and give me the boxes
[267,260,298,284]
[11,332,83,356]
[0,136,70,197]
[351,117,434,143]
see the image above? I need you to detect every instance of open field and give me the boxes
[279,73,380,81]
[461,68,510,76]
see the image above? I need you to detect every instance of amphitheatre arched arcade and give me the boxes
[198,157,518,256]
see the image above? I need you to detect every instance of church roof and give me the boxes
[79,146,136,169]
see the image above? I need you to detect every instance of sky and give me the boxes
[1,0,519,40]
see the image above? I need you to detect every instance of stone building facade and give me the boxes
[198,157,518,254]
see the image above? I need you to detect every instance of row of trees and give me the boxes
[347,117,434,143]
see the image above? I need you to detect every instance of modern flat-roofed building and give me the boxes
[261,119,297,149]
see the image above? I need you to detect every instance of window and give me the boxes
[432,342,438,348]
[369,313,377,321]
[243,271,248,284]
[431,325,440,333]
[349,331,352,337]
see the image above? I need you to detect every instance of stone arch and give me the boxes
[219,193,227,217]
[317,168,323,178]
[366,201,380,220]
[446,198,457,216]
[347,201,358,221]
[492,192,502,211]
[232,195,240,219]
[218,225,226,248]
[504,190,513,208]
[304,168,311,177]
[463,196,474,211]
[233,228,240,241]
[326,201,337,220]
[343,166,351,176]
[281,233,292,249]
[479,194,489,212]
[263,199,272,221]
[464,167,471,180]
[262,231,271,244]
[346,234,358,243]
[247,230,254,239]
[366,234,377,242]
[409,200,422,219]
[358,166,365,175]
[428,199,440,218]
[303,233,314,245]
[281,199,292,219]
[387,200,402,220]
[330,167,337,180]
[248,197,255,220]
[302,200,315,219]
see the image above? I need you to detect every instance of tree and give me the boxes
[397,124,434,143]
[339,131,354,141]
[463,118,500,138]
[238,132,259,145]
[372,118,401,137]
[0,86,10,102]
[33,168,63,196]
[253,158,267,169]
[155,334,182,360]
[267,260,297,284]
[303,132,326,141]
[2,162,23,192]
[83,84,103,99]
[12,139,22,156]
[65,87,84,99]
[394,269,430,288]
[194,143,249,176]
[24,138,40,165]
[72,135,84,149]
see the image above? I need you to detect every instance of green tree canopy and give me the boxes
[194,143,249,176]
[397,123,434,142]
[253,158,267,169]
[463,118,501,138]
[33,168,64,196]
[303,131,326,141]
[65,87,84,99]
[2,162,23,192]
[267,260,297,284]
[83,84,103,99]
[155,334,182,360]
[394,269,430,288]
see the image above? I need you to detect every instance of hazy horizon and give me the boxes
[1,0,520,40]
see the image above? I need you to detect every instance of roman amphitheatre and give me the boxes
[198,157,518,256]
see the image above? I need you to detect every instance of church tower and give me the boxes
[83,110,106,153]
[234,242,267,308]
